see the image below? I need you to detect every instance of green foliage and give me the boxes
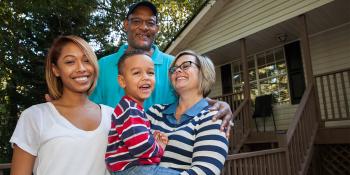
[154,0,207,50]
[0,0,207,163]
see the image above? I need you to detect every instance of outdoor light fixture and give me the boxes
[276,33,288,43]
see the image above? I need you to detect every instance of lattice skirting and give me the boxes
[308,144,350,175]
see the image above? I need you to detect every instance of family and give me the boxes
[10,1,232,175]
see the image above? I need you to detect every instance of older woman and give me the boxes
[147,50,228,175]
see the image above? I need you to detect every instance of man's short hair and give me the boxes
[126,1,158,19]
[118,49,151,75]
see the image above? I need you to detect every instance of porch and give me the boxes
[217,68,350,175]
[203,1,350,173]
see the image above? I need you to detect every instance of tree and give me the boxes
[0,0,104,163]
[0,0,207,163]
[154,0,207,50]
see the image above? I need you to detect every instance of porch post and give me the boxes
[298,14,322,125]
[240,38,251,130]
[240,38,250,100]
[298,14,314,87]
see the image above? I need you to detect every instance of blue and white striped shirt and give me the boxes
[146,99,228,175]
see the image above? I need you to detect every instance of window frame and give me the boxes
[231,46,291,104]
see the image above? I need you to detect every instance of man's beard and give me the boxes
[128,37,153,51]
[136,44,152,51]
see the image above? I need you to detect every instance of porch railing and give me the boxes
[286,84,319,175]
[222,83,319,175]
[314,67,350,122]
[0,163,11,175]
[230,99,251,153]
[222,148,290,175]
[212,91,244,111]
[212,92,251,154]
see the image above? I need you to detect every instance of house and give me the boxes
[166,0,350,174]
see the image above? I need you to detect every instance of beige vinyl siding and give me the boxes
[188,0,332,54]
[273,104,298,130]
[255,104,298,131]
[310,23,350,123]
[310,23,350,75]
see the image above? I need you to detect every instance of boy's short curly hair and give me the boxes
[118,49,151,75]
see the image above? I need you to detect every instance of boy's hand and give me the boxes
[153,130,168,150]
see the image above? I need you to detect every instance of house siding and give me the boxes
[208,23,350,131]
[310,23,350,75]
[209,66,223,97]
[259,104,298,131]
[188,0,332,54]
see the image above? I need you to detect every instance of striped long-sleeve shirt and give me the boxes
[105,96,164,172]
[146,99,229,175]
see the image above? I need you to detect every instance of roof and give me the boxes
[165,0,228,55]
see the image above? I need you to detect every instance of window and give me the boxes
[221,64,233,94]
[231,47,290,104]
[284,41,305,104]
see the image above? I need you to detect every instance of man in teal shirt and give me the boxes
[89,1,234,136]
[90,43,176,109]
[90,1,175,109]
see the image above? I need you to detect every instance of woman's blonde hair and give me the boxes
[45,35,99,100]
[170,50,216,97]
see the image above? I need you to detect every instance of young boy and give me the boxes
[105,50,177,175]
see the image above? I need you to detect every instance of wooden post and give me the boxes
[298,14,314,87]
[240,38,251,129]
[298,14,323,124]
[285,149,292,175]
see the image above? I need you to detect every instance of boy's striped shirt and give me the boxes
[105,96,163,172]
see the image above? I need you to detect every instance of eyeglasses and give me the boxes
[129,18,157,28]
[169,61,199,74]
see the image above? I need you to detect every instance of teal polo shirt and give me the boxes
[89,44,177,109]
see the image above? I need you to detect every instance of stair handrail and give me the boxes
[211,91,243,99]
[223,147,290,175]
[226,147,287,160]
[232,98,248,120]
[229,98,251,153]
[285,83,319,175]
[286,84,314,143]
[222,84,321,175]
[313,67,350,77]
